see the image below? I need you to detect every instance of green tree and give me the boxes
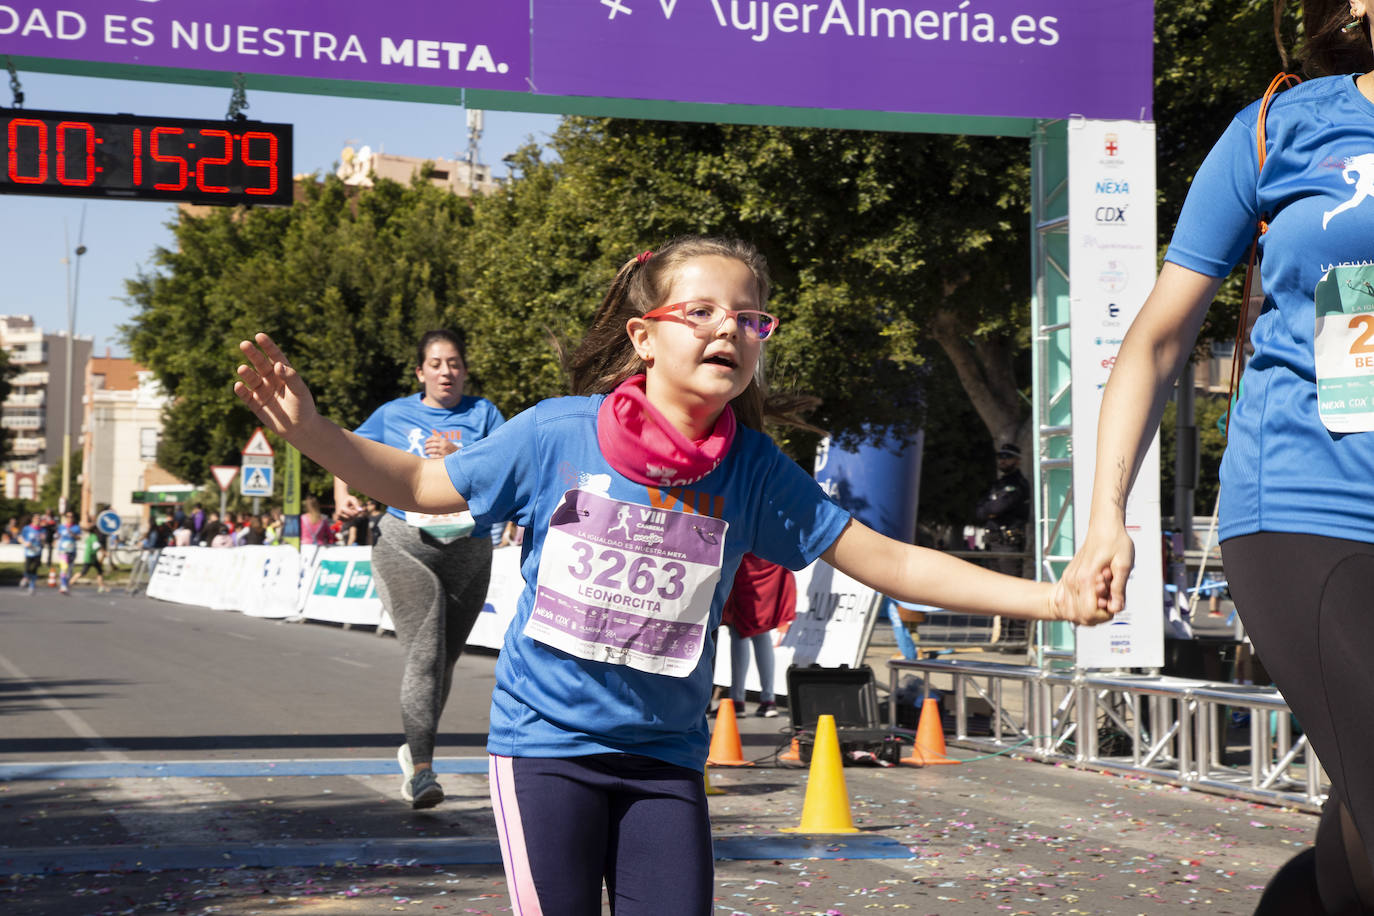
[461,122,1031,525]
[122,0,1295,528]
[124,173,476,500]
[37,446,82,511]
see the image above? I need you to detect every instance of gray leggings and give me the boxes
[372,513,493,764]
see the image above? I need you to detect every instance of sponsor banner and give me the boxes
[2,1,528,91]
[300,545,382,627]
[534,1,1153,121]
[143,543,873,673]
[713,560,880,697]
[1067,119,1163,669]
[145,546,300,617]
[5,2,1151,122]
[464,545,524,650]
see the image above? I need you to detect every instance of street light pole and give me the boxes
[61,207,87,516]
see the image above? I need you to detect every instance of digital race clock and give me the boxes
[0,109,293,206]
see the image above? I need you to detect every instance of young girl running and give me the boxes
[234,236,1106,916]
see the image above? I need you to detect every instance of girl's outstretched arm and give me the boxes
[234,333,467,515]
[821,519,1109,626]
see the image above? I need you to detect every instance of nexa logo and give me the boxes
[1095,180,1129,194]
[1095,206,1127,223]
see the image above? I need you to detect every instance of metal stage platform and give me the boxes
[889,657,1326,812]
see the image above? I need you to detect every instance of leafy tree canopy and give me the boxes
[122,0,1296,524]
[124,174,474,497]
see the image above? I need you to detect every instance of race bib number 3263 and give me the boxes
[527,488,727,677]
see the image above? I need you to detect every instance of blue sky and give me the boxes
[1,72,561,357]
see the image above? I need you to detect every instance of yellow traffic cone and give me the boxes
[704,765,724,796]
[783,714,859,834]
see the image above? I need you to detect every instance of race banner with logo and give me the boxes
[6,2,1153,121]
[300,545,382,627]
[143,541,875,676]
[1067,119,1163,669]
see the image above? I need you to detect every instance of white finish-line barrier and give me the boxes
[144,544,874,695]
[147,546,303,618]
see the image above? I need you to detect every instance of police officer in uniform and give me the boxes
[975,442,1030,576]
[975,442,1031,644]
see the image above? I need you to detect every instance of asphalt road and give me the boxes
[0,584,1316,915]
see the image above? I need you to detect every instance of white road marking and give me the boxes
[0,648,126,761]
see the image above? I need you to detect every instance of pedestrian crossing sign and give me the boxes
[241,465,273,497]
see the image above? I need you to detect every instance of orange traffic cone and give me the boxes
[901,697,960,765]
[707,699,753,766]
[783,714,858,834]
[46,567,57,588]
[779,736,802,765]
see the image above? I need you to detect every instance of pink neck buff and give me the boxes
[597,374,736,487]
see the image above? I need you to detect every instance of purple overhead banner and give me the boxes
[0,0,531,92]
[532,0,1153,121]
[1,1,1154,121]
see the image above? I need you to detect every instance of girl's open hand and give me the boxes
[234,333,318,441]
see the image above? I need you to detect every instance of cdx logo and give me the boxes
[1095,206,1127,223]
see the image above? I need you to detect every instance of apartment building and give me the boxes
[0,316,92,501]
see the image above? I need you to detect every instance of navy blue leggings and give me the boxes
[489,753,713,916]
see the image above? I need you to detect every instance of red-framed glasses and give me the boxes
[642,300,779,341]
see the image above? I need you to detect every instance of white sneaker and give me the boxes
[397,743,414,795]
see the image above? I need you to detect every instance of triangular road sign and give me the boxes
[210,465,239,491]
[242,427,275,457]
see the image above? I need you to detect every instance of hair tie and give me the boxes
[636,250,654,264]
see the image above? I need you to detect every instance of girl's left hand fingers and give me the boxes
[239,339,275,378]
[235,364,264,390]
[254,333,293,370]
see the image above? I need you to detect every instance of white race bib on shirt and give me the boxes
[403,510,475,542]
[526,488,727,677]
[1315,264,1374,432]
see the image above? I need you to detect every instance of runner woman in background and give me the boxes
[19,514,41,594]
[55,511,80,595]
[333,330,505,809]
[70,520,107,592]
[1062,2,1374,911]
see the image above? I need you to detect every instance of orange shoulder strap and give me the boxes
[1227,72,1301,439]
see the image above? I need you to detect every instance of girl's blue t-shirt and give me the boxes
[353,393,505,538]
[444,395,852,770]
[1165,74,1374,543]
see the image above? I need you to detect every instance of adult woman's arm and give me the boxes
[235,334,467,515]
[1059,263,1225,619]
